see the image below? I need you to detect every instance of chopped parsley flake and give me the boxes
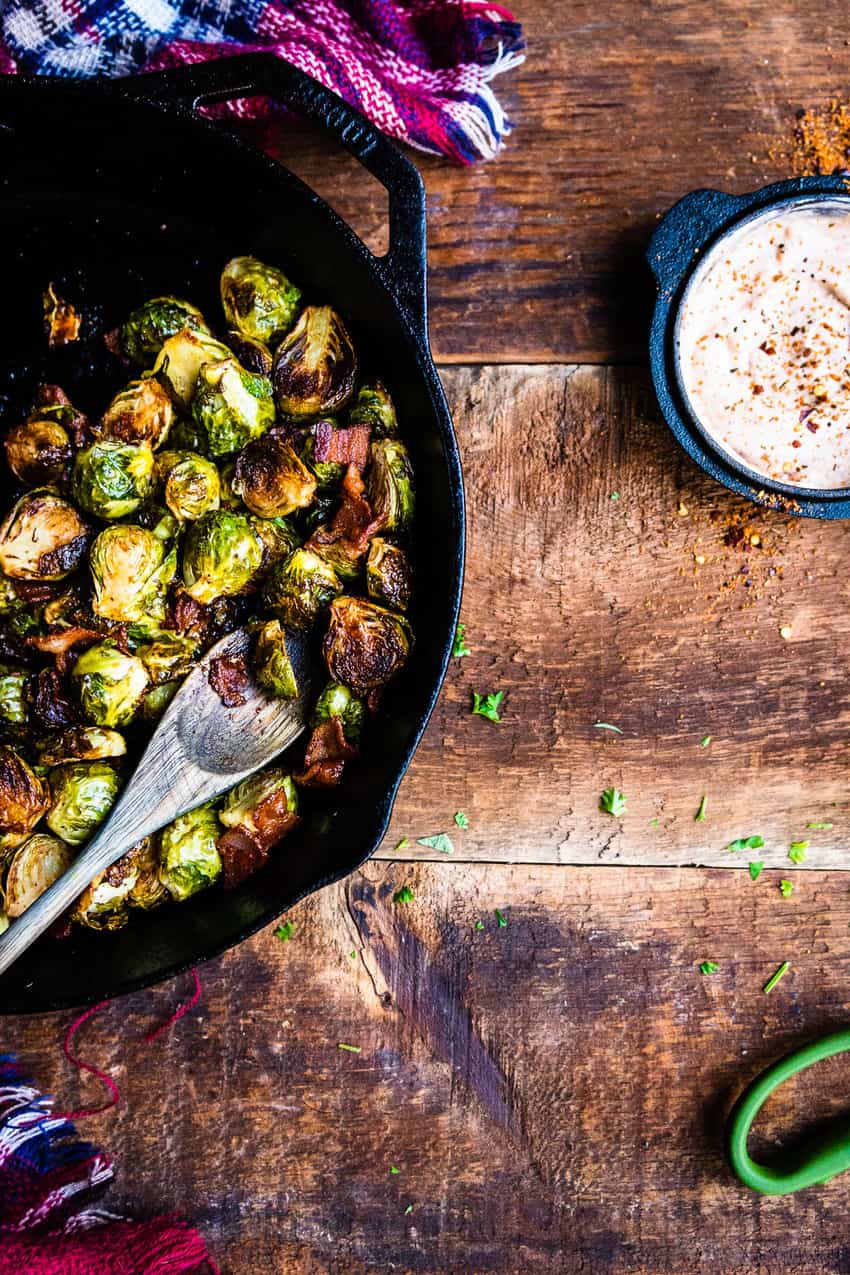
[394,837,411,851]
[695,795,708,823]
[393,885,415,905]
[390,1166,400,1175]
[338,1043,361,1053]
[649,817,660,827]
[475,920,485,930]
[349,950,356,959]
[807,821,833,830]
[472,690,504,723]
[404,1204,414,1216]
[699,960,719,975]
[700,735,712,748]
[610,492,620,501]
[417,833,454,855]
[788,841,809,863]
[728,835,764,853]
[274,920,295,942]
[495,909,507,928]
[600,787,627,816]
[452,623,470,658]
[593,722,623,733]
[763,961,790,993]
[749,862,764,881]
[454,811,469,829]
[779,879,794,898]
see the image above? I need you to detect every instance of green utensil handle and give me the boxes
[725,1028,850,1194]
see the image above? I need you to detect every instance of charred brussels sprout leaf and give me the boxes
[136,632,198,686]
[127,837,169,909]
[165,455,221,522]
[0,489,89,581]
[366,538,412,611]
[254,619,298,698]
[141,680,179,721]
[97,378,174,449]
[348,380,398,438]
[192,358,275,457]
[90,525,175,623]
[367,440,414,533]
[5,416,73,487]
[5,833,73,917]
[182,510,263,604]
[323,596,412,695]
[232,433,316,519]
[264,547,342,631]
[158,803,222,901]
[47,761,120,846]
[43,284,80,348]
[227,331,273,377]
[153,329,233,409]
[221,256,301,347]
[71,642,149,727]
[0,746,48,840]
[250,516,301,572]
[38,726,126,766]
[121,296,210,366]
[72,440,155,520]
[0,663,29,728]
[311,681,366,745]
[272,306,357,418]
[219,768,299,851]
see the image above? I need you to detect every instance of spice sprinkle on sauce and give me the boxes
[677,201,850,489]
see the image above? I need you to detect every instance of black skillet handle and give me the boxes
[119,53,428,337]
[646,188,747,297]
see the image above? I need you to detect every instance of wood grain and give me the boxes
[236,0,850,363]
[381,364,850,869]
[9,861,850,1274]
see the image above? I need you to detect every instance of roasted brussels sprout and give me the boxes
[158,803,222,901]
[153,329,233,409]
[0,746,48,841]
[272,306,357,417]
[192,358,275,457]
[127,836,169,909]
[38,726,126,766]
[121,297,210,366]
[250,516,301,572]
[219,768,299,851]
[72,837,163,930]
[366,538,412,611]
[348,380,398,438]
[0,664,28,729]
[220,256,301,347]
[322,596,412,694]
[141,681,179,721]
[72,440,156,520]
[0,489,89,581]
[97,378,174,449]
[136,632,198,685]
[168,416,209,454]
[71,642,149,728]
[5,416,73,487]
[253,619,297,698]
[227,331,273,377]
[264,548,342,631]
[218,461,242,511]
[164,455,221,522]
[311,680,366,745]
[46,761,120,845]
[4,833,73,917]
[232,433,316,519]
[182,510,263,604]
[367,440,414,533]
[90,525,175,623]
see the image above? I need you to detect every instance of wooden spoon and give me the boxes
[0,626,312,978]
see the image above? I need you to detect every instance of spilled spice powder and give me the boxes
[780,101,850,177]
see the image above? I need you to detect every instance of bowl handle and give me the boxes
[647,188,748,294]
[118,54,428,339]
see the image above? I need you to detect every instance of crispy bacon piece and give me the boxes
[43,284,81,348]
[13,577,76,608]
[32,384,90,448]
[295,717,357,789]
[208,654,250,708]
[218,828,269,890]
[305,465,385,573]
[170,590,211,643]
[27,626,104,675]
[29,668,78,730]
[252,787,300,851]
[313,420,371,470]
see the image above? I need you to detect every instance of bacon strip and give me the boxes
[305,465,385,573]
[295,718,357,789]
[313,421,371,470]
[208,654,250,708]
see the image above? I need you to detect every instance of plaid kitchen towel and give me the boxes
[0,0,525,163]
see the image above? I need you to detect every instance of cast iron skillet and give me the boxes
[0,54,465,1013]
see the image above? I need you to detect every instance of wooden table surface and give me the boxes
[11,3,850,1271]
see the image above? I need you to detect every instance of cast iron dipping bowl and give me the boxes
[0,55,465,1012]
[648,174,850,519]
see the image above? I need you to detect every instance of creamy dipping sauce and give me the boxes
[677,200,850,489]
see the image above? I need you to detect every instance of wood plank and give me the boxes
[9,861,850,1274]
[379,365,850,869]
[236,0,850,363]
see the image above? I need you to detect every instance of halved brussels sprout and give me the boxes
[168,416,209,454]
[141,681,179,721]
[0,489,89,581]
[121,297,210,366]
[71,642,150,728]
[264,548,342,631]
[182,510,263,604]
[227,331,273,377]
[153,329,233,409]
[218,461,242,511]
[4,833,73,917]
[192,358,275,457]
[253,619,297,698]
[72,837,165,930]
[220,256,301,347]
[38,726,127,766]
[0,663,29,729]
[136,632,198,686]
[97,378,174,449]
[232,433,316,519]
[0,746,48,838]
[367,440,414,533]
[164,454,221,523]
[250,516,301,572]
[72,440,156,521]
[272,306,358,417]
[322,596,412,694]
[366,538,412,612]
[219,768,299,851]
[90,525,176,623]
[311,680,366,745]
[305,524,365,584]
[128,836,169,910]
[5,416,74,487]
[46,760,120,846]
[158,803,222,901]
[348,380,398,438]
